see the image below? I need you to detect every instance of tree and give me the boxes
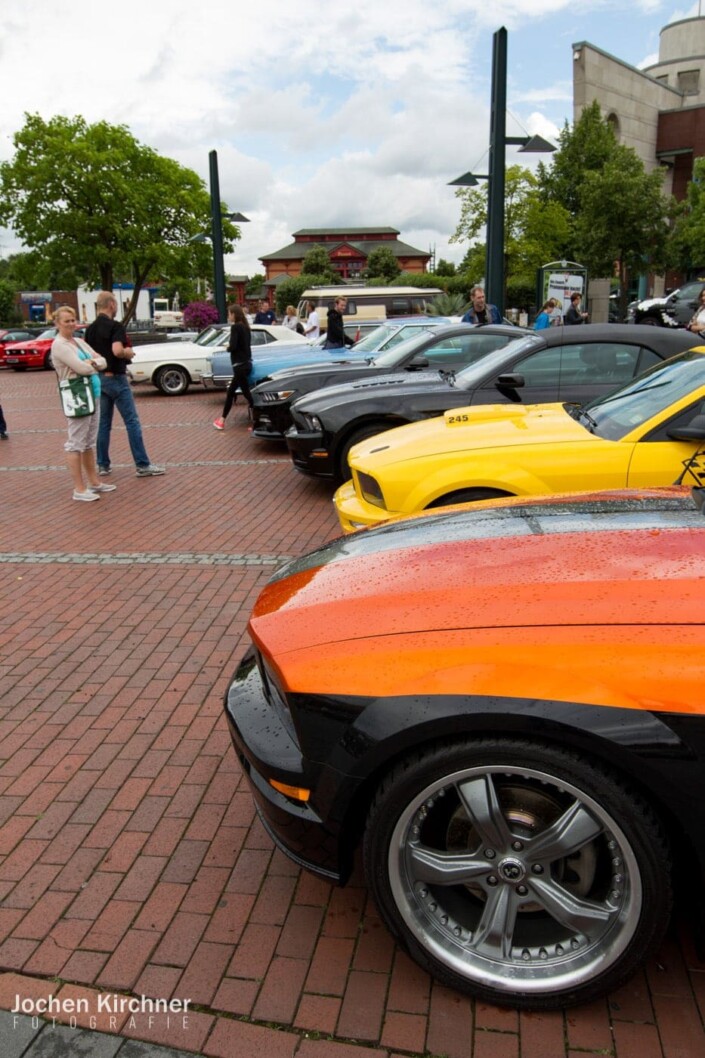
[364,247,401,282]
[669,156,705,273]
[0,280,21,325]
[434,259,457,277]
[450,166,571,305]
[576,147,673,321]
[0,114,239,324]
[246,274,265,296]
[539,101,619,218]
[301,244,337,281]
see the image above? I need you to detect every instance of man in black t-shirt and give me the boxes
[85,292,164,477]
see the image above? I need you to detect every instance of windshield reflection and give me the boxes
[580,350,705,440]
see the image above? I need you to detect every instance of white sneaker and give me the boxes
[73,489,100,502]
[90,483,117,493]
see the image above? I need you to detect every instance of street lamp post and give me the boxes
[195,150,250,322]
[449,27,555,315]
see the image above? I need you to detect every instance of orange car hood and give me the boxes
[250,492,705,657]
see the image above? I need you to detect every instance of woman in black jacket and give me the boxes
[213,305,253,429]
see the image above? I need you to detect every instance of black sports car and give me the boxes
[250,324,525,440]
[285,324,703,481]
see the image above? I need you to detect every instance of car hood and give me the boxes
[348,401,592,469]
[131,340,217,360]
[4,337,51,350]
[294,370,448,411]
[635,296,667,311]
[249,489,704,657]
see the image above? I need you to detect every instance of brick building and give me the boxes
[259,227,431,284]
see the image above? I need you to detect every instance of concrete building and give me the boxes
[573,15,705,298]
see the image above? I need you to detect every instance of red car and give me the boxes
[4,326,86,371]
[0,328,35,367]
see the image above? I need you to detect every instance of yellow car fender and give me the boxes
[406,456,552,511]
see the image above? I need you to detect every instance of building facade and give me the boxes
[260,228,431,283]
[573,15,705,295]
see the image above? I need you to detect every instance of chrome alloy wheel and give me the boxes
[386,764,642,997]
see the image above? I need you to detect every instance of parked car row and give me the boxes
[220,320,705,1010]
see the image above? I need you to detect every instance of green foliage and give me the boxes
[0,113,235,324]
[364,246,401,282]
[433,258,457,276]
[394,272,445,288]
[0,279,22,324]
[539,101,619,217]
[246,273,265,295]
[425,292,469,316]
[575,147,672,320]
[669,156,705,272]
[451,166,571,304]
[274,274,325,315]
[301,244,337,280]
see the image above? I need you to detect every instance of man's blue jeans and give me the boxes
[97,375,151,470]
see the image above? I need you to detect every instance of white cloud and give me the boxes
[0,0,682,277]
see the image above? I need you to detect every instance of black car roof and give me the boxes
[535,324,701,350]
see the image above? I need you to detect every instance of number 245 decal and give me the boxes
[447,413,470,426]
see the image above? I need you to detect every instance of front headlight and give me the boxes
[300,413,322,431]
[263,389,295,402]
[357,471,386,509]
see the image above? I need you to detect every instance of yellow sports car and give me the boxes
[334,347,705,532]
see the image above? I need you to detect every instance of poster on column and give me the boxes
[545,273,585,319]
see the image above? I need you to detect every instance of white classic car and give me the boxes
[127,324,308,395]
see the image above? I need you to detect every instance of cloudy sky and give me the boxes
[0,1,698,278]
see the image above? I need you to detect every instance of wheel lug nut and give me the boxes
[531,863,544,874]
[516,884,528,895]
[485,849,496,859]
[511,840,523,851]
[487,875,498,887]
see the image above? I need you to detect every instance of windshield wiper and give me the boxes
[578,408,598,432]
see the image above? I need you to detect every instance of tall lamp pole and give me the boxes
[209,150,227,322]
[449,27,555,316]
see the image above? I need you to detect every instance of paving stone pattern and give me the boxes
[1,371,704,1058]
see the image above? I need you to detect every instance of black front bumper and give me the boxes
[223,653,345,882]
[285,427,336,478]
[251,401,291,440]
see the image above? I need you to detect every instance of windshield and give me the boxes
[195,325,228,347]
[580,350,705,440]
[372,330,444,369]
[38,328,58,339]
[351,324,399,353]
[453,334,543,390]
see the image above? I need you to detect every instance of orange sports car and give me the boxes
[224,486,705,1009]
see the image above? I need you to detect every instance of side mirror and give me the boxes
[668,414,705,442]
[496,373,525,389]
[408,355,429,369]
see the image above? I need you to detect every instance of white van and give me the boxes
[297,286,443,330]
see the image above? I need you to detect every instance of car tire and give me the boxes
[43,352,52,370]
[155,365,190,396]
[338,423,397,481]
[363,738,671,1009]
[639,316,661,327]
[427,487,512,508]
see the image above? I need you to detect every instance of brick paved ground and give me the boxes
[1,368,704,1058]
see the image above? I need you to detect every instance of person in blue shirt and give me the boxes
[460,286,502,325]
[534,298,558,330]
[253,299,276,325]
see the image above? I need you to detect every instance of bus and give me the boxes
[297,286,443,330]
